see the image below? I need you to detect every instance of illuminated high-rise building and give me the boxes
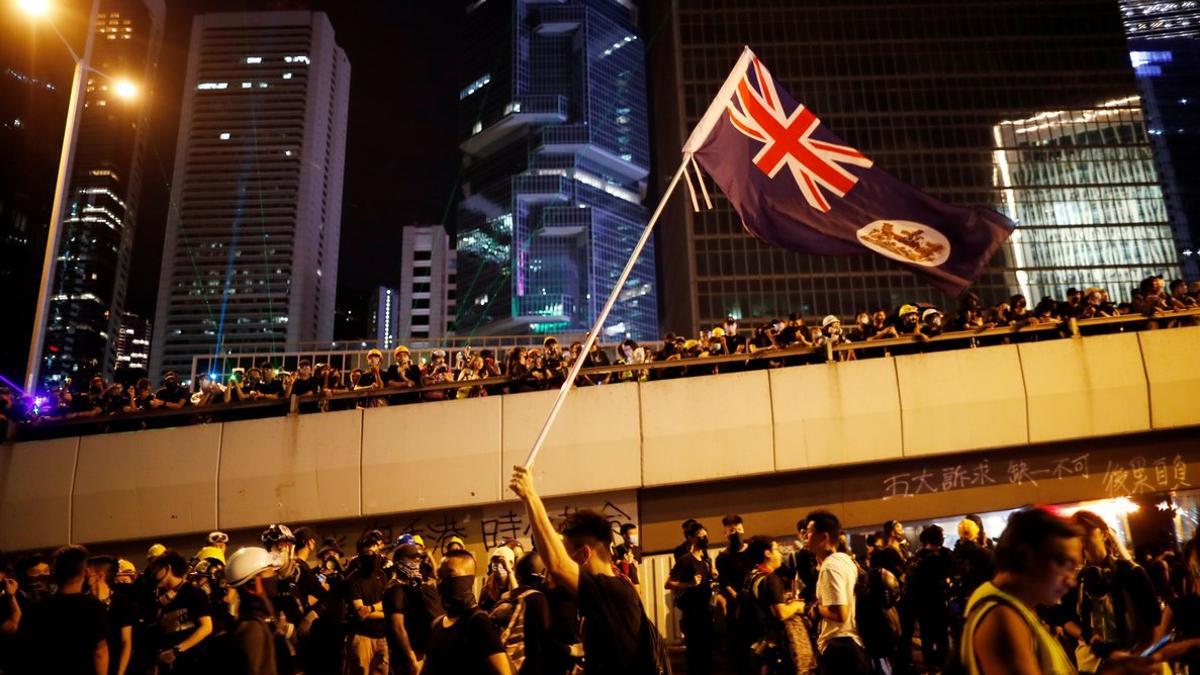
[455,0,657,340]
[993,97,1179,301]
[39,0,165,388]
[1122,0,1200,279]
[150,11,351,381]
[644,0,1179,333]
[113,311,151,372]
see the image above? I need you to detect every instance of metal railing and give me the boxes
[12,307,1199,442]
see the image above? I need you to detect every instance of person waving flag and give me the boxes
[684,47,1014,297]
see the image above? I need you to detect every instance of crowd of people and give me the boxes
[2,276,1198,431]
[2,467,1199,674]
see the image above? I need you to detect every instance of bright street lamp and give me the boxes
[112,78,138,100]
[15,0,51,18]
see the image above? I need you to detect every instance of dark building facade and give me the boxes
[0,57,65,387]
[40,0,165,388]
[456,0,658,341]
[1122,0,1200,279]
[645,0,1181,334]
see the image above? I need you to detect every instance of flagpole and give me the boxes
[522,156,692,470]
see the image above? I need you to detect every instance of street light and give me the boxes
[19,0,110,393]
[112,78,138,100]
[15,0,51,18]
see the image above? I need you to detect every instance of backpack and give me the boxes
[490,588,539,672]
[853,565,900,659]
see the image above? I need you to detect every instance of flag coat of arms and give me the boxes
[684,48,1014,297]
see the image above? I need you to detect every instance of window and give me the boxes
[414,250,432,261]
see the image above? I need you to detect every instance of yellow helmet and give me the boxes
[196,545,226,564]
[899,304,919,317]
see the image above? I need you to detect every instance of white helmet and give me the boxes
[225,547,279,587]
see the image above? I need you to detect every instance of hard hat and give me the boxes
[261,524,295,546]
[208,531,229,545]
[488,546,516,567]
[366,348,383,359]
[147,543,166,559]
[394,533,419,549]
[711,327,725,337]
[116,559,136,576]
[196,546,226,564]
[821,315,840,328]
[225,547,279,588]
[393,345,410,354]
[442,535,465,552]
[899,304,918,317]
[922,308,942,321]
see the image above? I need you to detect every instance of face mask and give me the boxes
[396,558,422,583]
[490,563,509,580]
[697,536,709,551]
[626,534,639,547]
[437,576,476,616]
[728,532,743,549]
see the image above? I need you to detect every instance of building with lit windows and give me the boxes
[38,0,164,388]
[993,97,1180,301]
[113,311,151,373]
[644,0,1181,334]
[149,11,350,381]
[455,0,657,341]
[1122,0,1200,279]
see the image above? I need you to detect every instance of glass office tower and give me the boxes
[40,0,165,388]
[1122,0,1200,279]
[645,0,1181,334]
[456,0,657,341]
[994,96,1179,301]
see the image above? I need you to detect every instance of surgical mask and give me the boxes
[437,576,476,616]
[697,536,709,551]
[728,532,743,549]
[626,534,639,547]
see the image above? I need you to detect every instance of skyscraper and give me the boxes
[456,0,658,341]
[149,11,350,381]
[398,224,456,340]
[39,0,164,388]
[113,311,151,373]
[645,0,1182,334]
[1122,0,1200,279]
[994,96,1179,301]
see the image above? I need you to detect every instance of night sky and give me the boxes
[123,0,463,316]
[45,0,465,317]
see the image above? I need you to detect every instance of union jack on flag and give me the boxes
[727,56,874,213]
[684,47,1014,297]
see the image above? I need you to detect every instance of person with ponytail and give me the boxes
[1062,510,1163,671]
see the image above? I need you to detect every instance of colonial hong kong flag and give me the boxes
[684,48,1014,297]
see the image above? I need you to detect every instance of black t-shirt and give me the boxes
[576,569,656,675]
[71,392,101,414]
[385,364,422,387]
[715,547,752,596]
[422,611,505,675]
[384,582,443,655]
[255,379,285,398]
[290,376,321,397]
[670,553,713,613]
[101,591,137,675]
[155,385,189,406]
[155,583,211,649]
[753,570,789,634]
[346,568,388,638]
[18,592,109,674]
